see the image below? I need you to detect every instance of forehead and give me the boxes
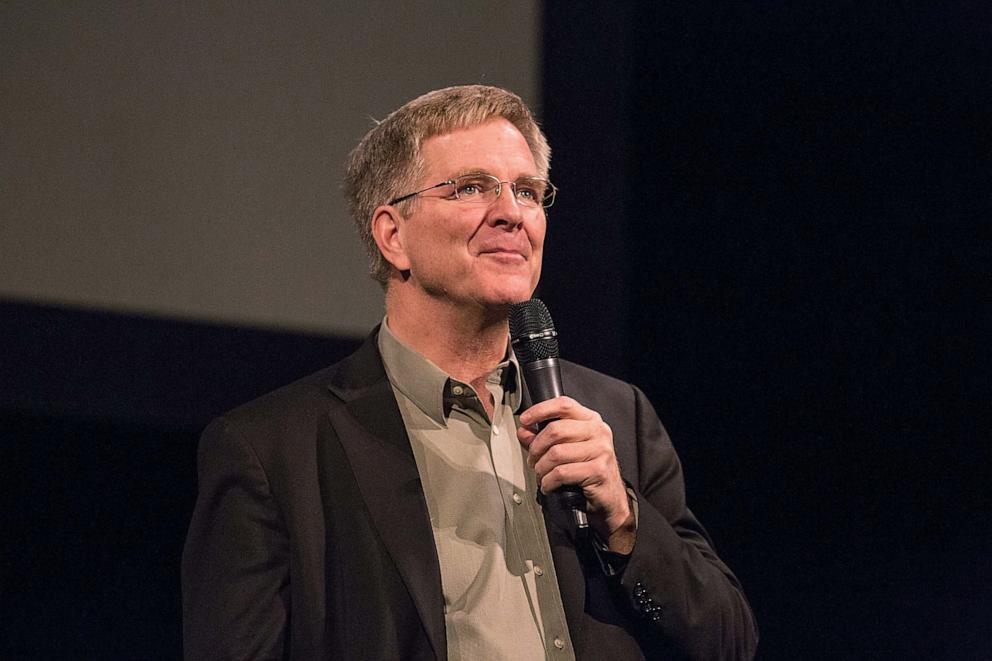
[419,118,539,179]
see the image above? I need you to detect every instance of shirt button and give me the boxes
[492,426,500,435]
[512,493,523,505]
[451,385,464,395]
[534,565,544,577]
[553,637,565,650]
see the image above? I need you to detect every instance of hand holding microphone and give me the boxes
[509,299,634,549]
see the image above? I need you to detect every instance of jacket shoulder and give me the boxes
[217,363,338,429]
[559,359,631,389]
[213,328,382,436]
[558,359,641,412]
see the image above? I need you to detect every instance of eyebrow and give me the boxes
[448,168,543,180]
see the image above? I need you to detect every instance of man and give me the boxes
[182,85,758,660]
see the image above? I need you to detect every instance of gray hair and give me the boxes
[344,85,551,287]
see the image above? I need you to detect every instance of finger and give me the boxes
[534,439,617,483]
[516,424,537,448]
[532,440,600,477]
[525,418,596,466]
[526,414,612,460]
[519,396,589,427]
[539,460,599,494]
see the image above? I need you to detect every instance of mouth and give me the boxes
[479,248,528,262]
[479,246,527,260]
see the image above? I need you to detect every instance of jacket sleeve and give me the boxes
[181,417,291,661]
[618,385,759,660]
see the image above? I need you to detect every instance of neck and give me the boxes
[385,287,510,387]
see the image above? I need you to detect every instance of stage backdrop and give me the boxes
[1,1,540,336]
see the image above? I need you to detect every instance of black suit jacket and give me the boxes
[182,329,757,660]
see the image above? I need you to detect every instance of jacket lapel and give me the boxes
[322,330,446,661]
[320,333,589,658]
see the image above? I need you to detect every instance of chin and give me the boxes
[477,283,535,308]
[480,267,538,299]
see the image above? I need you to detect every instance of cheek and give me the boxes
[410,230,474,280]
[407,220,459,257]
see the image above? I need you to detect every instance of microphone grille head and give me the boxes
[508,298,559,362]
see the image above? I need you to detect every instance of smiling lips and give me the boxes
[478,245,529,260]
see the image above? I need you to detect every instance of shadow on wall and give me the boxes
[1,300,362,659]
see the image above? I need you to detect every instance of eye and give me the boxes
[454,175,496,200]
[515,186,537,201]
[456,182,482,197]
[514,179,545,203]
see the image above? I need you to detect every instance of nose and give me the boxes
[486,182,526,228]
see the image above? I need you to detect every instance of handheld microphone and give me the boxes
[508,298,589,535]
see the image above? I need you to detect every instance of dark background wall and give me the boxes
[3,2,989,659]
[541,3,989,659]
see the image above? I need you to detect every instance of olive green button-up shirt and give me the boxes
[378,319,575,661]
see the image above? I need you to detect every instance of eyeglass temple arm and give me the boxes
[388,180,454,206]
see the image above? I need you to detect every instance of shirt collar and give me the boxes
[378,316,522,426]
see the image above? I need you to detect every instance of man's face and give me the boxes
[395,118,546,310]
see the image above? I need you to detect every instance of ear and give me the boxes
[371,204,412,273]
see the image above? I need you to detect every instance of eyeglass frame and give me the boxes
[387,172,557,209]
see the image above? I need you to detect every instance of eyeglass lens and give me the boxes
[451,174,554,208]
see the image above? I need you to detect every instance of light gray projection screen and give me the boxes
[1,2,541,336]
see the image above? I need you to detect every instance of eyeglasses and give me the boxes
[388,173,557,209]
